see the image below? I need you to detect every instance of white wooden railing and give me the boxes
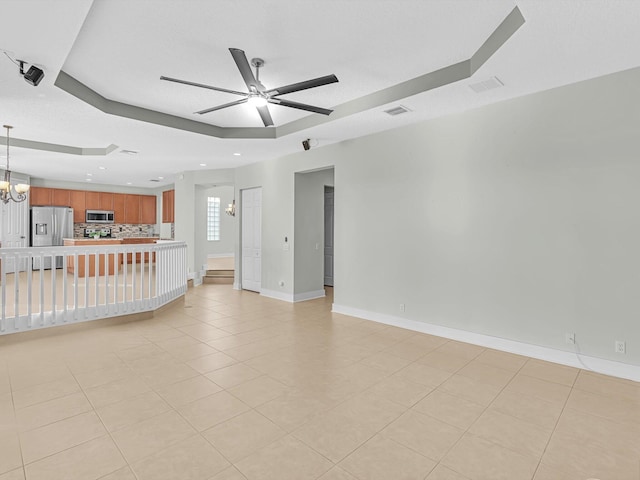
[0,241,187,334]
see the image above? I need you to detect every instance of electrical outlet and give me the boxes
[615,341,626,354]
[399,304,405,313]
[565,332,575,345]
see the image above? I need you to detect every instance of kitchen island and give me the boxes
[63,237,158,277]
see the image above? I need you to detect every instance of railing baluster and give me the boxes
[51,255,56,325]
[84,250,89,316]
[62,253,68,323]
[94,251,99,314]
[27,252,32,328]
[132,248,137,308]
[104,250,109,314]
[39,254,45,326]
[12,253,19,330]
[73,252,79,320]
[0,252,5,332]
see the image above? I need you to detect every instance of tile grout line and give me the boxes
[530,361,581,479]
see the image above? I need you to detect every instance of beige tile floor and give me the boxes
[0,284,639,480]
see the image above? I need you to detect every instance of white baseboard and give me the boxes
[332,304,640,382]
[260,288,326,303]
[293,290,326,302]
[207,253,234,258]
[260,288,294,302]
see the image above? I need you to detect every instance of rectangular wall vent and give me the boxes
[384,105,411,116]
[469,76,504,93]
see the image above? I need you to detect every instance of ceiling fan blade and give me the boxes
[266,74,338,96]
[195,98,248,115]
[229,48,264,92]
[256,105,274,127]
[268,98,333,116]
[160,76,247,96]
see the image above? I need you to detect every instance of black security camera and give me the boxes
[302,139,310,151]
[19,60,44,86]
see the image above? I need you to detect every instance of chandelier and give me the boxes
[1,125,30,204]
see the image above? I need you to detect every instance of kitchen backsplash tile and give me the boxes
[74,223,161,238]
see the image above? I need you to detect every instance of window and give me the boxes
[207,196,220,241]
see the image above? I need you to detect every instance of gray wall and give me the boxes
[294,168,334,296]
[234,65,640,366]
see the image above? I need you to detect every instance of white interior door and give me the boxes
[0,191,29,273]
[324,186,334,286]
[241,187,262,292]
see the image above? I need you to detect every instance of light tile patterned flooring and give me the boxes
[0,284,639,480]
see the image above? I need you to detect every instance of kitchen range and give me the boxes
[84,227,113,239]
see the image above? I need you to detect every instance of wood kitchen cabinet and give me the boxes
[69,190,86,222]
[51,188,70,207]
[29,187,52,206]
[85,191,101,210]
[162,189,175,223]
[99,192,114,210]
[124,194,141,224]
[140,195,156,225]
[113,193,126,223]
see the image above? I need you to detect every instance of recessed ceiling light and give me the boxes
[98,166,106,170]
[126,182,132,185]
[158,176,164,180]
[233,153,241,156]
[199,163,207,167]
[86,173,93,176]
[86,178,92,182]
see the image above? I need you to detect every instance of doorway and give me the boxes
[241,187,262,292]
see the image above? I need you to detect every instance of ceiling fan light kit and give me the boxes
[161,48,338,127]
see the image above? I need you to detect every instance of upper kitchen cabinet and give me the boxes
[29,187,52,206]
[113,194,126,223]
[140,195,157,225]
[69,190,86,222]
[51,189,70,207]
[85,191,101,210]
[124,194,141,224]
[162,189,175,223]
[99,192,114,210]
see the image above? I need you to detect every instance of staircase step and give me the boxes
[206,269,234,277]
[203,276,233,285]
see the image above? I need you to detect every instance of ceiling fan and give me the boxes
[160,48,339,127]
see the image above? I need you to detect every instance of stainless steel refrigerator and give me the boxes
[30,206,74,269]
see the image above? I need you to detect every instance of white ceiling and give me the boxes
[1,0,639,189]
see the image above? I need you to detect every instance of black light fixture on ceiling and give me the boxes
[19,60,44,86]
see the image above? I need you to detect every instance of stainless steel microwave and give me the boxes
[86,210,114,223]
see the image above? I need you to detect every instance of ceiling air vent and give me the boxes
[469,76,504,93]
[149,179,160,182]
[120,149,138,155]
[384,105,411,116]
